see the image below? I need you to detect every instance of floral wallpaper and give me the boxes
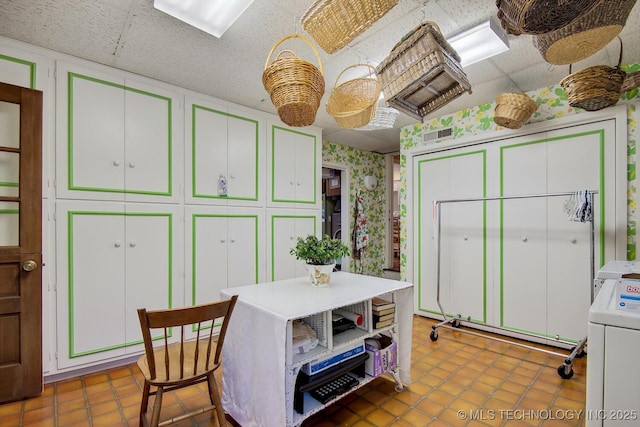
[322,142,387,277]
[398,64,640,278]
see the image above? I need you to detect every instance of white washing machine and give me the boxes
[593,260,640,296]
[586,279,640,426]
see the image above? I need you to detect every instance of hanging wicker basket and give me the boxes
[326,64,381,129]
[356,106,399,131]
[262,34,325,127]
[375,21,471,120]
[621,71,640,93]
[496,0,600,35]
[559,38,625,111]
[533,0,636,65]
[301,0,398,54]
[493,93,538,129]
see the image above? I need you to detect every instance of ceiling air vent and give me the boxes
[424,127,453,142]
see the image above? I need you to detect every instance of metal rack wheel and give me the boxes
[557,363,574,379]
[429,328,438,341]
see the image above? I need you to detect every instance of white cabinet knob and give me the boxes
[129,241,136,247]
[220,239,226,243]
[129,161,136,168]
[230,239,236,243]
[463,236,468,241]
[114,241,122,248]
[113,160,121,167]
[290,181,294,186]
[230,175,235,179]
[571,238,578,244]
[521,236,528,242]
[297,182,301,186]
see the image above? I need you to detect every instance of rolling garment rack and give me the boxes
[428,190,597,379]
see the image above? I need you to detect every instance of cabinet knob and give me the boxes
[230,175,235,179]
[230,239,236,243]
[114,241,122,248]
[290,181,294,186]
[129,161,136,168]
[297,182,301,186]
[571,238,578,244]
[129,241,136,247]
[463,236,468,241]
[220,239,226,243]
[113,160,121,167]
[521,236,528,242]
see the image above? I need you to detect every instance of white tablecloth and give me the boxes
[220,272,413,427]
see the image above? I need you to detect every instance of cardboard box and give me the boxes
[616,278,640,312]
[364,335,397,377]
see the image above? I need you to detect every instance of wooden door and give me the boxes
[0,81,43,402]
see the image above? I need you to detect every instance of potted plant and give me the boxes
[290,235,350,286]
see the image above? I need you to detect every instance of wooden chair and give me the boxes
[136,295,238,427]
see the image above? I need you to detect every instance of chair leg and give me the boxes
[139,381,151,427]
[207,373,226,427]
[150,386,164,427]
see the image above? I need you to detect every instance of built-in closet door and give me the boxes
[501,120,616,341]
[412,113,623,345]
[414,148,488,323]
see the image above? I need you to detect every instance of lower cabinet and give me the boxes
[268,209,321,281]
[185,206,264,306]
[55,201,181,369]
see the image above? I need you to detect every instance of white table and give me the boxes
[220,272,413,427]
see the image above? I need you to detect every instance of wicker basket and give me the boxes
[533,0,636,65]
[326,64,381,129]
[262,34,325,127]
[560,41,625,111]
[621,71,640,93]
[376,22,470,120]
[301,0,398,54]
[493,93,538,129]
[496,0,600,35]
[356,106,399,130]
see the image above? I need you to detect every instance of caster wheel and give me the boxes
[452,319,461,328]
[430,330,438,341]
[557,365,574,379]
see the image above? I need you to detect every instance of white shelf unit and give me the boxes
[220,272,413,427]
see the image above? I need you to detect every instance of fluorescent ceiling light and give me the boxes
[153,0,254,38]
[448,19,509,67]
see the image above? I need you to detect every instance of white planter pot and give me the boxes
[305,263,336,287]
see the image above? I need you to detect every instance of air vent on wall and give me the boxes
[424,127,453,142]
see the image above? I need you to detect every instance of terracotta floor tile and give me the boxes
[7,316,586,427]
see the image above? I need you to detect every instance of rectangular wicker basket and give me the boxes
[376,22,471,120]
[301,0,398,54]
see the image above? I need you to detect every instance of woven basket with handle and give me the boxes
[326,64,381,129]
[262,34,325,127]
[493,93,538,129]
[496,0,600,35]
[533,0,636,65]
[301,0,398,54]
[559,38,625,111]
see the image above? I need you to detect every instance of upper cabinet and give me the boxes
[55,61,182,203]
[185,96,264,206]
[267,121,321,209]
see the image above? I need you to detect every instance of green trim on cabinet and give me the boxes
[269,214,318,281]
[270,125,317,205]
[498,129,606,336]
[0,54,37,88]
[191,104,260,201]
[415,150,487,323]
[67,72,173,196]
[67,210,174,357]
[0,182,19,188]
[190,213,260,306]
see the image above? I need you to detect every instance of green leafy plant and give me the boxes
[290,235,350,265]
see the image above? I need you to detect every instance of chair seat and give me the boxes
[137,339,220,385]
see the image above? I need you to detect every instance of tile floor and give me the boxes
[0,316,586,426]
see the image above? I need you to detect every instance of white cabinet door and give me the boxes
[55,62,180,202]
[413,116,622,345]
[414,149,487,323]
[187,98,263,205]
[268,210,321,281]
[267,122,321,208]
[185,206,263,307]
[56,201,179,368]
